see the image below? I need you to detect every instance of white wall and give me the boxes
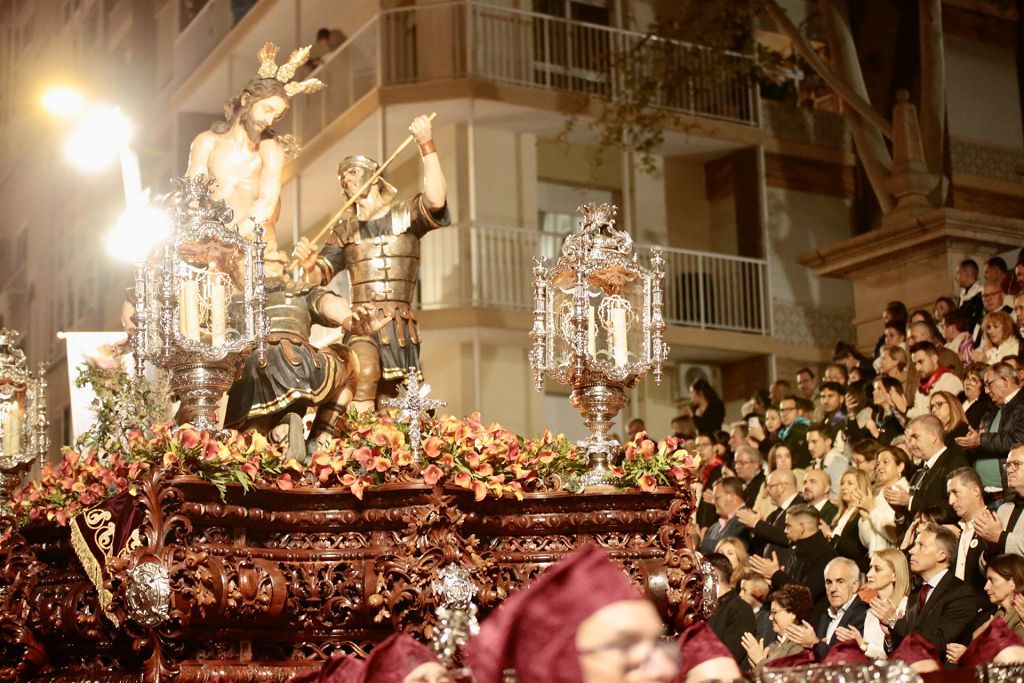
[945,34,1023,148]
[764,186,854,308]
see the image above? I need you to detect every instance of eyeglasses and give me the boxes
[577,635,676,670]
[1007,461,1024,472]
[779,406,797,413]
[985,377,1005,388]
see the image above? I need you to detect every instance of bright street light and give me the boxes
[41,86,85,118]
[63,106,134,174]
[106,193,171,263]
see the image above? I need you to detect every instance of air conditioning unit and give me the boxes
[673,363,722,402]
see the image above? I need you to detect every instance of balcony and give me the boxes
[290,1,759,144]
[416,224,769,335]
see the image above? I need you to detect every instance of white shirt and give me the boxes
[833,508,857,537]
[863,596,908,659]
[824,595,857,643]
[959,281,982,306]
[955,519,975,580]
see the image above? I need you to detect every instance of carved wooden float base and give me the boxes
[1,472,704,682]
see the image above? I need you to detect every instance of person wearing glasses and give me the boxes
[740,584,815,668]
[972,311,1022,365]
[955,362,1024,496]
[928,390,969,448]
[776,397,811,468]
[972,283,1014,349]
[974,445,1024,558]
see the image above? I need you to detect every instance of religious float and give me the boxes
[0,160,710,681]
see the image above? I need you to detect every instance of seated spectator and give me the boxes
[885,414,967,530]
[864,376,905,445]
[465,545,679,683]
[705,553,756,665]
[748,407,781,458]
[699,477,750,555]
[715,537,750,585]
[687,379,725,436]
[819,382,847,428]
[850,438,882,479]
[738,468,800,563]
[833,341,869,377]
[980,555,1024,638]
[626,418,645,441]
[986,256,1014,295]
[829,469,871,571]
[740,585,815,668]
[974,283,1014,348]
[750,504,837,612]
[777,396,811,468]
[738,572,774,645]
[899,505,955,552]
[728,422,749,454]
[732,445,767,511]
[973,444,1024,558]
[946,467,989,601]
[874,303,909,359]
[838,548,910,658]
[909,319,964,377]
[694,433,722,528]
[805,424,846,503]
[885,523,979,654]
[670,414,696,441]
[768,443,805,490]
[1016,291,1024,333]
[802,468,837,524]
[908,342,963,418]
[934,296,956,327]
[874,322,908,376]
[961,362,994,430]
[973,310,1022,364]
[823,362,849,386]
[783,557,868,659]
[770,379,791,407]
[796,367,818,401]
[1007,354,1024,384]
[943,308,975,367]
[909,309,934,327]
[928,390,969,449]
[878,345,915,406]
[859,446,910,551]
[955,361,1024,494]
[849,363,874,384]
[957,258,984,324]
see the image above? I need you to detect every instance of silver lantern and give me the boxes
[0,328,49,515]
[530,203,667,486]
[132,175,268,430]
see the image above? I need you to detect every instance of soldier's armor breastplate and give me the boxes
[343,233,420,305]
[265,286,312,338]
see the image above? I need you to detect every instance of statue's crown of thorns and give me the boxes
[256,41,325,97]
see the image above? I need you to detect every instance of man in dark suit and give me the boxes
[733,445,765,510]
[890,523,978,653]
[777,396,811,468]
[749,504,837,614]
[705,554,756,665]
[972,283,1014,348]
[956,362,1024,496]
[699,477,750,555]
[781,557,869,658]
[802,469,838,523]
[946,466,990,601]
[736,469,799,562]
[884,414,968,532]
[976,445,1024,558]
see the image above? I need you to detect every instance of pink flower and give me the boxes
[177,428,202,450]
[276,473,294,490]
[638,474,658,492]
[422,464,443,486]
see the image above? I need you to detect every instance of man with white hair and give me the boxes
[783,557,868,659]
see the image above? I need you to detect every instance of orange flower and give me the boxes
[639,474,658,492]
[276,473,294,490]
[422,464,444,486]
[472,480,488,501]
[453,471,472,490]
[423,436,444,459]
[177,428,203,450]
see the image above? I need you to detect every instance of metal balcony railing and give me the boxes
[293,1,758,143]
[417,224,769,335]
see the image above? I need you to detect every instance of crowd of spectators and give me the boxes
[654,250,1024,670]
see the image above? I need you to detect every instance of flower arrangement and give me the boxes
[614,432,699,492]
[13,410,697,526]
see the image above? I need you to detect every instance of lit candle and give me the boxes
[587,305,597,357]
[181,279,200,341]
[611,307,628,366]
[3,404,21,456]
[209,264,226,346]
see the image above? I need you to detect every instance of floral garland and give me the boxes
[12,411,697,526]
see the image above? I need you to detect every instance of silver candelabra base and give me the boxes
[167,359,237,431]
[570,382,627,487]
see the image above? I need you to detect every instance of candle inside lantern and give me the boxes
[209,263,226,346]
[611,307,628,366]
[180,279,200,341]
[587,305,597,357]
[2,403,22,456]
